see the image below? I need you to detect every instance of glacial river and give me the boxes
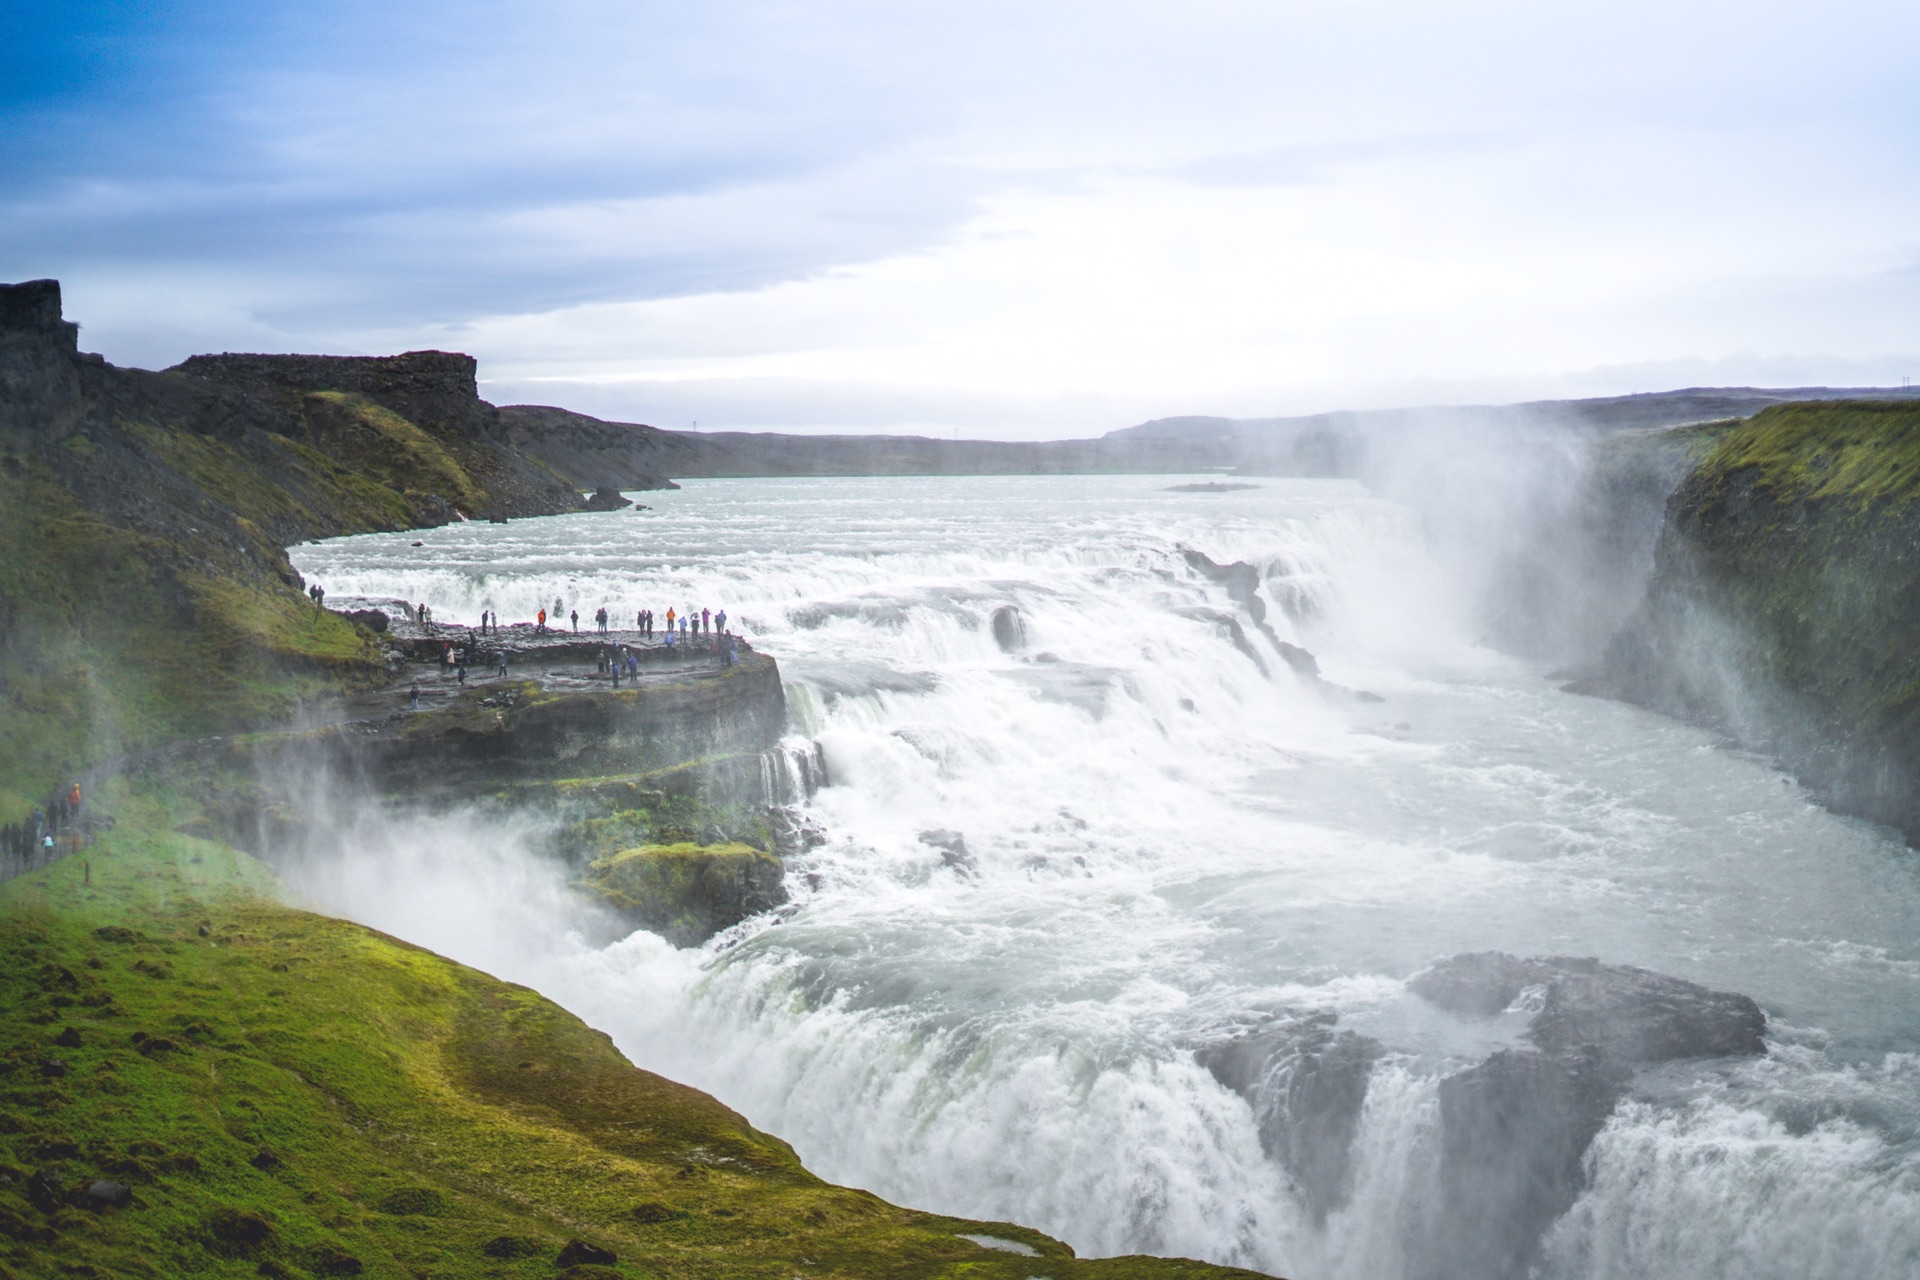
[290,474,1920,1280]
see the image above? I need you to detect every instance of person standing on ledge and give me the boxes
[665,606,676,636]
[537,607,546,633]
[716,608,727,635]
[570,608,579,633]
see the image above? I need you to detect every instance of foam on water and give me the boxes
[289,475,1920,1279]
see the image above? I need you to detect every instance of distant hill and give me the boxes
[503,386,1914,484]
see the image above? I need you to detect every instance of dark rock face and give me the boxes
[580,486,634,511]
[1583,401,1920,842]
[249,652,791,800]
[1425,1047,1625,1280]
[172,350,497,441]
[1179,547,1376,697]
[1196,1011,1384,1223]
[1410,953,1767,1280]
[0,279,85,439]
[1181,548,1269,632]
[990,605,1027,652]
[497,404,687,490]
[25,1167,64,1212]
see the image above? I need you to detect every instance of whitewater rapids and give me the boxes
[289,474,1920,1280]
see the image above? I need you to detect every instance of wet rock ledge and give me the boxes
[1198,951,1767,1280]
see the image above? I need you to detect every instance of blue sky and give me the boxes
[6,0,1920,435]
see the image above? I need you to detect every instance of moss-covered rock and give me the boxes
[581,842,787,947]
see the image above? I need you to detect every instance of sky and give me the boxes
[5,0,1919,437]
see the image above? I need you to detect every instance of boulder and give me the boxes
[580,842,787,947]
[1408,951,1767,1063]
[580,487,633,512]
[25,1167,64,1212]
[83,1180,132,1210]
[1195,1011,1384,1223]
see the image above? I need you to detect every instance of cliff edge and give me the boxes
[1585,399,1920,840]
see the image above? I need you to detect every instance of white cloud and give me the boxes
[14,0,1920,430]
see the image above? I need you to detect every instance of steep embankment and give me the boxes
[1591,400,1920,840]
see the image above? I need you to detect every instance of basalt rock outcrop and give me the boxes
[263,652,790,799]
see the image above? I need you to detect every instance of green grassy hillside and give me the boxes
[0,796,1264,1280]
[1693,399,1920,507]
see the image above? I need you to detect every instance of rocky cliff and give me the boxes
[0,280,592,799]
[1587,400,1920,840]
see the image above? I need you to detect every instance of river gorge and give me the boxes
[284,473,1920,1280]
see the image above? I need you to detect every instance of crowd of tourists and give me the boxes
[2,780,85,869]
[518,598,731,644]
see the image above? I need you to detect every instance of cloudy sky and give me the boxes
[6,1,1919,436]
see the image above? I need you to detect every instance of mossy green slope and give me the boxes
[0,452,382,814]
[1692,398,1920,507]
[0,803,1266,1280]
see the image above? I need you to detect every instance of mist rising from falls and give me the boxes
[287,474,1920,1280]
